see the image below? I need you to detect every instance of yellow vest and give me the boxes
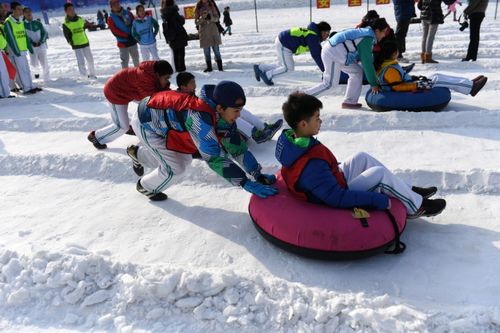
[63,17,89,46]
[0,25,7,50]
[6,16,28,51]
[289,27,317,55]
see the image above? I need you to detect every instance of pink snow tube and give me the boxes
[248,173,408,260]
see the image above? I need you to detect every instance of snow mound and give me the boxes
[1,248,499,333]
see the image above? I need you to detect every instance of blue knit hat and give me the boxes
[213,81,246,108]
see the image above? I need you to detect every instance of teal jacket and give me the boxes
[24,19,48,47]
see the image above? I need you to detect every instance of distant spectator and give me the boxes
[392,0,416,63]
[195,0,223,72]
[132,4,160,61]
[419,0,455,63]
[108,0,139,68]
[222,6,232,36]
[161,0,188,72]
[97,9,106,29]
[24,7,50,81]
[62,3,96,79]
[3,1,39,94]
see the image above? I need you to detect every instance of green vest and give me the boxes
[289,27,317,55]
[6,16,28,51]
[63,17,89,46]
[0,25,6,50]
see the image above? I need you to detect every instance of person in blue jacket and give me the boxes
[132,4,160,61]
[253,21,331,86]
[275,92,446,218]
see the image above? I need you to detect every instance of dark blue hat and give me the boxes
[213,81,246,108]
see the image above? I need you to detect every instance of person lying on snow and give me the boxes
[376,41,487,96]
[174,71,283,144]
[275,92,446,218]
[88,60,174,150]
[127,80,278,201]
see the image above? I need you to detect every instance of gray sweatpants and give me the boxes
[119,44,140,68]
[421,20,439,54]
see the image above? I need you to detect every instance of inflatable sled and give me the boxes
[365,87,451,112]
[339,63,415,85]
[248,174,408,260]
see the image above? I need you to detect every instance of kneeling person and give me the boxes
[275,92,446,218]
[130,80,278,201]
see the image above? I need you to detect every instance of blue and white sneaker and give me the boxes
[258,68,274,86]
[252,119,283,143]
[253,65,261,82]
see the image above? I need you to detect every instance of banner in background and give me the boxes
[348,0,362,6]
[183,5,196,19]
[375,0,391,4]
[316,0,331,8]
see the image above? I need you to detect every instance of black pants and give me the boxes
[171,47,186,72]
[395,19,411,56]
[465,12,485,61]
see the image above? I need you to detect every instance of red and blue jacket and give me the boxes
[275,130,389,210]
[108,8,137,48]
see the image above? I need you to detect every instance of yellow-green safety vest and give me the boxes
[63,17,89,46]
[0,25,6,50]
[6,17,28,51]
[289,27,317,55]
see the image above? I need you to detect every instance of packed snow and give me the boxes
[1,2,500,332]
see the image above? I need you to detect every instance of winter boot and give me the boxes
[408,198,446,219]
[203,60,213,73]
[136,179,168,201]
[216,59,223,71]
[472,75,484,83]
[251,119,283,143]
[127,145,145,176]
[125,125,135,136]
[402,63,415,74]
[420,52,425,64]
[424,53,439,64]
[341,102,362,109]
[253,65,261,82]
[258,68,274,86]
[411,186,437,199]
[87,131,107,149]
[470,76,488,97]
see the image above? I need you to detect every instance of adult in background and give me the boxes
[195,0,223,72]
[462,0,488,61]
[108,0,139,68]
[418,0,454,63]
[161,0,188,72]
[132,4,160,61]
[23,7,50,81]
[392,0,416,63]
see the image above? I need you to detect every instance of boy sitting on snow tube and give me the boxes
[275,92,446,218]
[375,41,488,99]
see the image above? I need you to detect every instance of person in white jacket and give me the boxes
[23,7,50,81]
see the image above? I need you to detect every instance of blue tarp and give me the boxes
[1,0,137,12]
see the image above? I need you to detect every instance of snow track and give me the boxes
[1,4,500,332]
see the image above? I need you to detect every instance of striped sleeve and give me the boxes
[186,111,248,186]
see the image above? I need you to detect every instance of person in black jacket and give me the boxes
[419,0,455,63]
[161,0,188,72]
[392,0,416,63]
[222,6,232,36]
[462,0,488,61]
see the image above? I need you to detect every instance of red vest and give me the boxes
[281,143,347,200]
[146,91,218,154]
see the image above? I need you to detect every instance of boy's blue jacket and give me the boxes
[275,130,389,210]
[278,22,324,72]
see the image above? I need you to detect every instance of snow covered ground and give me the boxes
[1,2,500,332]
